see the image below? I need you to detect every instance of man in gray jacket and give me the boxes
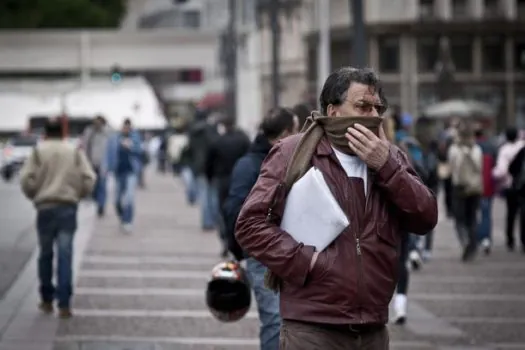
[82,115,111,217]
[20,119,96,318]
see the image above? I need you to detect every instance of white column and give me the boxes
[79,31,91,87]
[317,0,331,107]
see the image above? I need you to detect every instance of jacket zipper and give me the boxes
[355,173,372,324]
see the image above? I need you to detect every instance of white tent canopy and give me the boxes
[0,76,167,131]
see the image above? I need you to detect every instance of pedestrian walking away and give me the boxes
[448,122,483,262]
[236,67,438,350]
[81,115,111,217]
[19,118,96,319]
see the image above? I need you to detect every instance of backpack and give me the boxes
[456,146,483,196]
[513,151,525,192]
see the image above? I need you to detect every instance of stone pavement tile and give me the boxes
[452,321,525,344]
[416,300,525,318]
[56,316,259,338]
[53,343,80,350]
[0,341,53,350]
[76,276,207,290]
[80,341,155,350]
[72,294,256,311]
[1,312,58,342]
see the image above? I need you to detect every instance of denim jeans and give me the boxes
[36,204,77,308]
[180,166,197,205]
[245,258,281,350]
[197,176,218,230]
[477,197,493,243]
[115,172,137,224]
[93,167,107,212]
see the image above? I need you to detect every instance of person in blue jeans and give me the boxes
[82,115,111,217]
[20,119,96,318]
[223,107,299,350]
[475,128,496,254]
[106,118,143,233]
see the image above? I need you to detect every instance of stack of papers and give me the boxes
[280,167,349,252]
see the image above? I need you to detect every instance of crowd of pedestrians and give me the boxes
[17,65,525,350]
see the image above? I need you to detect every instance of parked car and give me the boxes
[1,134,40,182]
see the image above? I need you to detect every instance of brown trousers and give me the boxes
[280,320,389,350]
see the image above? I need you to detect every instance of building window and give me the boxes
[451,0,469,19]
[377,36,400,73]
[419,0,435,19]
[518,0,525,19]
[450,36,473,72]
[482,36,505,72]
[182,10,200,28]
[484,0,504,18]
[515,40,525,71]
[417,36,439,72]
[180,69,203,83]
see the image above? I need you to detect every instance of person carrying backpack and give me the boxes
[448,121,483,262]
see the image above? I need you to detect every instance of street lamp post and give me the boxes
[350,0,367,67]
[435,37,457,102]
[317,0,331,104]
[256,0,302,109]
[224,0,238,121]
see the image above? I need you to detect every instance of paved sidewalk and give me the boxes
[1,172,525,350]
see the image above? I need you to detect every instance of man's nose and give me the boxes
[368,107,380,117]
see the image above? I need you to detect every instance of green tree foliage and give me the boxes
[0,0,126,29]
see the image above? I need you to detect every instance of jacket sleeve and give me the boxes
[77,149,97,198]
[223,156,258,261]
[375,145,438,235]
[235,143,315,286]
[105,134,116,173]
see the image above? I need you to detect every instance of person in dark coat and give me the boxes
[223,106,299,350]
[205,115,250,256]
[187,109,219,230]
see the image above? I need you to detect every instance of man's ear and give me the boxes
[327,104,338,117]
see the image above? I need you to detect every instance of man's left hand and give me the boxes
[346,123,389,170]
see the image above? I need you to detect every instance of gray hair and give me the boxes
[319,67,388,115]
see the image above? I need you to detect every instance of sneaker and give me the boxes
[422,250,432,262]
[481,238,491,255]
[58,308,72,319]
[121,223,133,234]
[39,301,54,314]
[409,250,423,271]
[393,294,407,325]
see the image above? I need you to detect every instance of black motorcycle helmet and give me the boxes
[206,261,251,322]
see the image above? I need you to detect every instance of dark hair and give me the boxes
[260,107,296,140]
[123,118,132,126]
[44,118,63,138]
[319,67,387,115]
[506,127,518,142]
[292,103,312,129]
[95,115,106,124]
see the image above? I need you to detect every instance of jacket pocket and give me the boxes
[307,250,330,283]
[376,221,398,249]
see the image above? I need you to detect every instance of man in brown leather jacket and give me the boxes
[235,67,438,350]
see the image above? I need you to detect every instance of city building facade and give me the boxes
[300,0,525,129]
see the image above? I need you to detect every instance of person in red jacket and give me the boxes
[475,127,496,254]
[235,67,438,349]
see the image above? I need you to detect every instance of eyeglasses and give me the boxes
[346,100,387,116]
